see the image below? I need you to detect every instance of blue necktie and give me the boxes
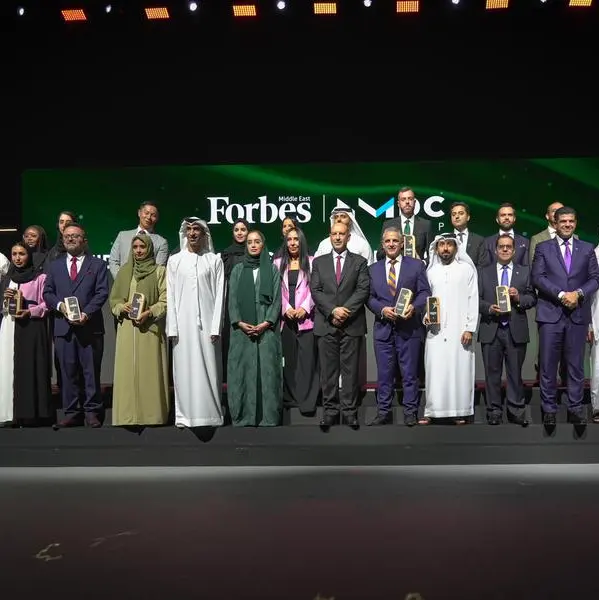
[501,265,509,326]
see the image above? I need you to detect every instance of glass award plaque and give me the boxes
[4,290,22,316]
[64,296,82,321]
[129,293,146,320]
[496,285,511,313]
[394,288,413,318]
[403,235,417,258]
[426,296,440,325]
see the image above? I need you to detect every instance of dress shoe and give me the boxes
[487,415,502,426]
[543,413,556,426]
[53,416,84,429]
[568,412,587,426]
[343,415,359,430]
[508,415,529,428]
[85,415,102,428]
[368,414,392,426]
[404,414,417,427]
[319,415,339,431]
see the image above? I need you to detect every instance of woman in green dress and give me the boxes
[227,231,282,426]
[109,234,169,427]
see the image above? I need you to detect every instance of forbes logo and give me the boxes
[207,195,312,225]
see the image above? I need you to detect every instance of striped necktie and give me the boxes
[388,259,397,296]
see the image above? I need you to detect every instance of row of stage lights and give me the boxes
[13,0,596,21]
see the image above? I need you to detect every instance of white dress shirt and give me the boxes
[548,226,556,239]
[558,236,574,260]
[401,214,414,234]
[385,255,402,282]
[57,254,86,312]
[332,249,348,272]
[499,229,515,238]
[497,261,513,287]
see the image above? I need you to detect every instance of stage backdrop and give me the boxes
[21,157,599,257]
[21,158,598,388]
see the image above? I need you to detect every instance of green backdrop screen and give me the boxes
[21,158,599,257]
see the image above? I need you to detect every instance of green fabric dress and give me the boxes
[227,263,283,426]
[110,266,169,426]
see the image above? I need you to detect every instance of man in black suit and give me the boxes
[376,187,432,262]
[450,201,489,268]
[310,221,370,430]
[478,234,537,426]
[484,202,530,266]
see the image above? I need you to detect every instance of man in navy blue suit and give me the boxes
[43,224,109,428]
[532,207,599,426]
[367,226,431,426]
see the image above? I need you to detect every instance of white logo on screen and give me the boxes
[207,196,312,225]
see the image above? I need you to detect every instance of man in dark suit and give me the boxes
[43,224,109,428]
[478,234,537,426]
[376,187,432,262]
[484,202,529,266]
[532,206,599,426]
[310,221,370,430]
[367,226,430,426]
[450,201,489,268]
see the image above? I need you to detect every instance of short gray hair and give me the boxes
[381,226,403,242]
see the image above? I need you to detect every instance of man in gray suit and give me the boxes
[108,201,169,279]
[478,234,537,426]
[376,187,432,262]
[450,201,489,268]
[310,221,370,430]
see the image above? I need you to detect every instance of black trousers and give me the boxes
[317,331,360,418]
[481,325,527,419]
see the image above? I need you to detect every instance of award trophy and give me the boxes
[394,288,413,318]
[403,235,417,258]
[129,293,146,320]
[496,285,511,313]
[64,296,82,321]
[426,296,440,325]
[4,290,22,316]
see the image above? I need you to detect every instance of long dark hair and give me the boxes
[278,227,310,281]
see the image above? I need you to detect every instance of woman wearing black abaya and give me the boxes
[0,242,53,427]
[22,224,49,273]
[220,218,250,381]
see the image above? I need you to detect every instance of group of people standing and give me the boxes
[1,191,598,430]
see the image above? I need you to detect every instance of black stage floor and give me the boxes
[3,464,599,600]
[1,422,599,467]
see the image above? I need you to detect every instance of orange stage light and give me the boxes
[314,2,337,14]
[145,7,170,19]
[485,0,509,8]
[61,9,87,21]
[396,1,419,13]
[232,4,257,16]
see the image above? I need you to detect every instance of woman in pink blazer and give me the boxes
[273,228,320,415]
[0,242,53,427]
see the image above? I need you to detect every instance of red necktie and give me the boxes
[70,256,78,281]
[335,255,342,284]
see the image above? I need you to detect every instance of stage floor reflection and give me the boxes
[2,465,598,599]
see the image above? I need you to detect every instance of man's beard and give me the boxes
[440,254,455,265]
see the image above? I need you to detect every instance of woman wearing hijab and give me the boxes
[110,234,169,427]
[314,207,374,265]
[0,241,53,427]
[45,211,77,269]
[273,227,320,414]
[220,218,249,380]
[22,224,49,273]
[227,231,282,426]
[167,217,225,428]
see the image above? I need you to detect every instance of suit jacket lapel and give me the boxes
[553,238,568,274]
[338,252,353,287]
[71,255,91,292]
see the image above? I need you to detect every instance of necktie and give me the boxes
[70,256,78,281]
[500,265,509,326]
[458,232,464,244]
[404,220,411,235]
[388,260,397,296]
[564,240,572,273]
[335,254,342,284]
